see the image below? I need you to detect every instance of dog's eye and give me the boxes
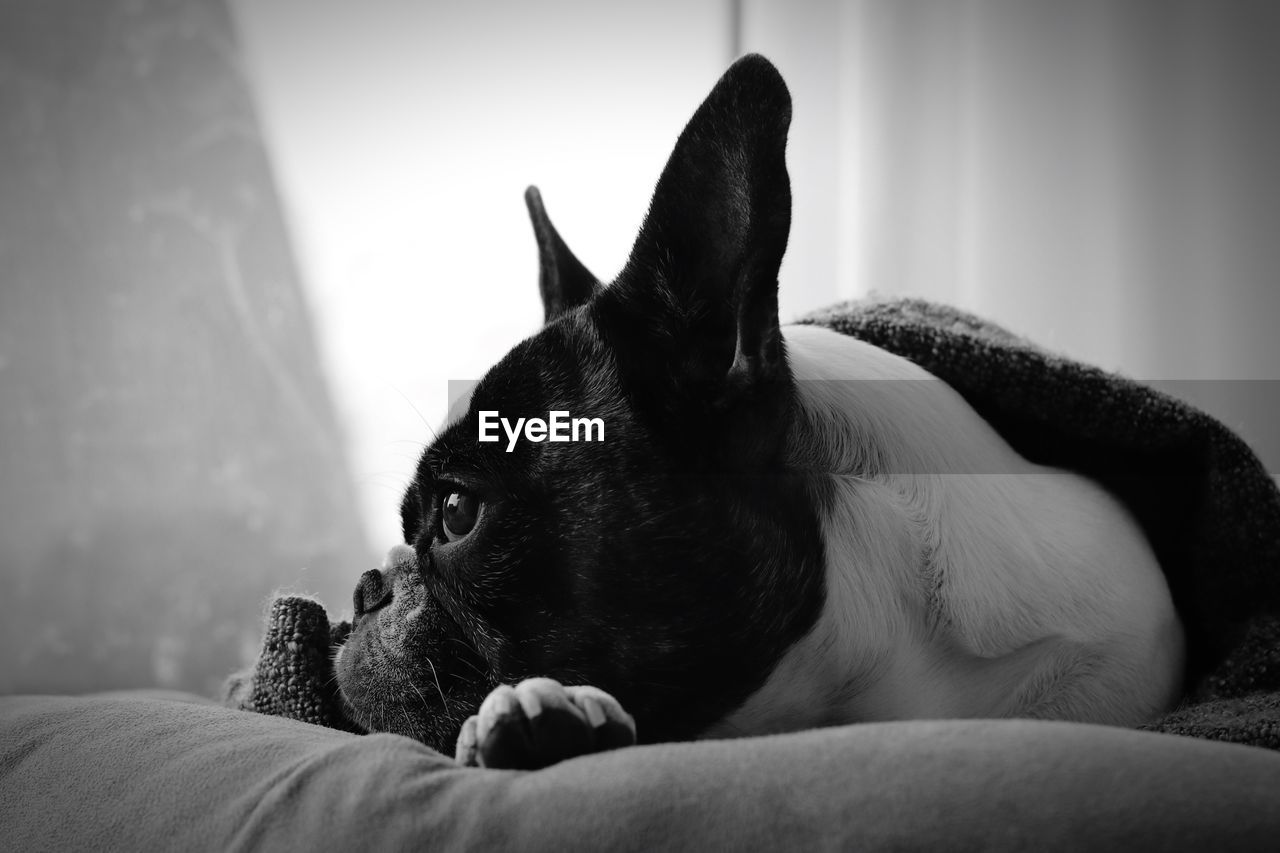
[441,490,480,542]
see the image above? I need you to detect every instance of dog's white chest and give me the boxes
[706,324,1184,736]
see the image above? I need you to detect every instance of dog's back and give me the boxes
[708,324,1184,736]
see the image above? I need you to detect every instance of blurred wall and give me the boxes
[746,0,1280,467]
[229,0,741,548]
[0,0,370,695]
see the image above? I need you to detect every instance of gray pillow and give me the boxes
[3,692,1280,850]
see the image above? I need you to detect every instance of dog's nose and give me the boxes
[353,568,393,616]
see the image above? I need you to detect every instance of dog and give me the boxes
[334,54,1185,769]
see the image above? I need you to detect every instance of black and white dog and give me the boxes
[335,55,1184,769]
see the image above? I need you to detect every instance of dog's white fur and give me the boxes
[706,324,1185,736]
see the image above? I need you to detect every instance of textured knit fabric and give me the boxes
[225,597,358,732]
[230,298,1280,750]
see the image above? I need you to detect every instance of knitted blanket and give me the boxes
[227,298,1280,750]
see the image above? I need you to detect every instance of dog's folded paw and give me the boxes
[455,678,636,769]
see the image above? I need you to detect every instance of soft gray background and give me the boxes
[1,0,1277,696]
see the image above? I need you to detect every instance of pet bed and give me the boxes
[4,691,1280,850]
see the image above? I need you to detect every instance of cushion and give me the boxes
[3,692,1279,850]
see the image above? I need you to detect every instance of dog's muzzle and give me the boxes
[353,544,418,617]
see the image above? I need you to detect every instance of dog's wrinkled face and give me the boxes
[336,55,827,753]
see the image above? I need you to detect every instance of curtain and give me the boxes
[744,0,1279,470]
[0,0,371,694]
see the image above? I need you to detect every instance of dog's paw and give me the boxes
[454,678,636,769]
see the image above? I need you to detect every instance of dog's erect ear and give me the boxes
[525,186,601,324]
[600,54,792,408]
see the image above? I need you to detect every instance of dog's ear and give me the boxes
[598,54,792,410]
[525,186,601,324]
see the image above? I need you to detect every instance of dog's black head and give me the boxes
[336,55,826,753]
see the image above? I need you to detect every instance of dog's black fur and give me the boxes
[336,55,830,753]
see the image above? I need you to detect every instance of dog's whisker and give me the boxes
[392,384,439,442]
[401,706,417,738]
[420,657,451,715]
[444,638,488,673]
[453,656,487,679]
[388,439,430,449]
[353,703,371,733]
[406,677,437,722]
